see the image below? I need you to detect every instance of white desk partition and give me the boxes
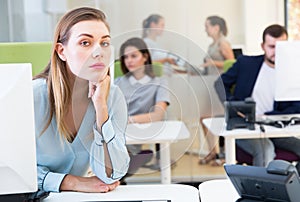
[125,121,190,184]
[43,184,200,202]
[202,117,300,164]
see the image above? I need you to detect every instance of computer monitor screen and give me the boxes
[0,63,37,195]
[275,41,300,101]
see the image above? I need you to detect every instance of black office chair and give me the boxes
[232,48,243,59]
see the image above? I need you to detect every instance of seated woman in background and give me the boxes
[115,37,170,181]
[32,7,129,195]
[142,14,176,75]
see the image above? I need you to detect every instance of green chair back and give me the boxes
[223,59,237,93]
[114,60,123,79]
[223,59,236,73]
[152,62,163,77]
[114,60,163,79]
[0,41,52,76]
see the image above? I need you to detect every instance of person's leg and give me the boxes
[271,137,300,157]
[219,136,225,158]
[120,149,153,184]
[206,131,220,154]
[199,123,219,164]
[236,138,275,166]
[155,143,160,160]
[127,144,142,155]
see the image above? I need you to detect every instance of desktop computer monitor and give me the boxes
[275,41,300,101]
[0,63,37,195]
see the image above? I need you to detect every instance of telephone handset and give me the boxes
[266,159,299,177]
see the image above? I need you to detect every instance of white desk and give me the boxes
[125,121,190,184]
[43,184,200,202]
[199,179,239,202]
[202,117,300,164]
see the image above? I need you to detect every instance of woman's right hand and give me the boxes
[201,58,214,68]
[165,57,176,65]
[60,174,120,193]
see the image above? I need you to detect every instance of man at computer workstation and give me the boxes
[214,24,300,167]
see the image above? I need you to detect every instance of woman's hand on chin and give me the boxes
[88,74,110,103]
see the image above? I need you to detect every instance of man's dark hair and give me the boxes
[262,24,288,43]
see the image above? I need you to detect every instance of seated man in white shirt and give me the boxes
[215,24,300,166]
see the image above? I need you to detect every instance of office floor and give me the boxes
[126,153,227,185]
[125,123,227,185]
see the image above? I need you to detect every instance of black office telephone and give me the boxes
[224,98,256,130]
[224,160,300,202]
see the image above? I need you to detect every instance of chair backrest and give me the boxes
[233,48,243,59]
[114,60,163,79]
[223,59,236,73]
[222,59,237,98]
[0,41,52,76]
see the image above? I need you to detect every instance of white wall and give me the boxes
[23,0,52,42]
[0,0,26,42]
[68,0,244,64]
[183,0,244,64]
[1,0,285,56]
[242,0,285,55]
[67,0,284,59]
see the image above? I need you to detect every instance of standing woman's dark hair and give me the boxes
[119,37,154,77]
[34,7,109,141]
[206,15,228,36]
[142,14,163,38]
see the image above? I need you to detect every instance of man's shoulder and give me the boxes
[237,54,264,61]
[235,55,265,69]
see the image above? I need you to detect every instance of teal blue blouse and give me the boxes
[32,79,129,192]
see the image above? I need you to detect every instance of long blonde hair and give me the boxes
[34,7,110,141]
